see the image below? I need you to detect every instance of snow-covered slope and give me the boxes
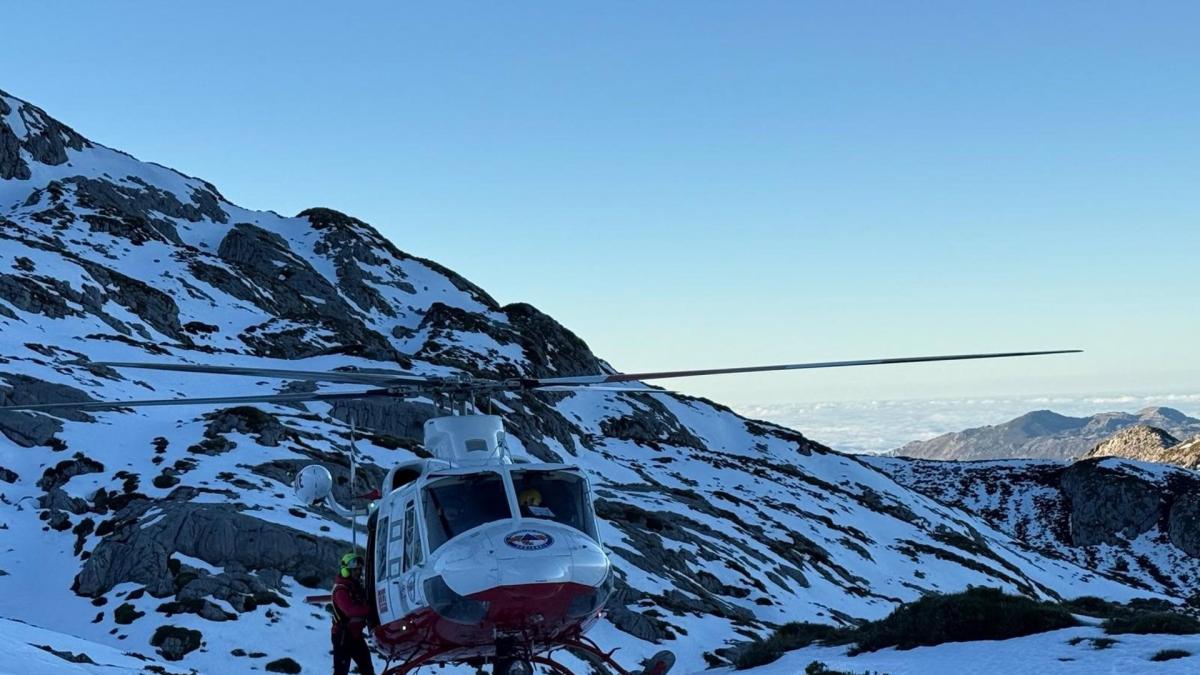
[868,455,1200,600]
[0,88,1178,673]
[0,618,189,675]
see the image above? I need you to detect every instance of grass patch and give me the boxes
[735,588,1078,668]
[1150,649,1191,662]
[1065,595,1181,619]
[1062,596,1124,618]
[1067,595,1200,637]
[734,623,855,669]
[1103,611,1200,635]
[851,587,1078,654]
[735,589,1200,669]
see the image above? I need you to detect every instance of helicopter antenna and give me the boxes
[349,413,359,553]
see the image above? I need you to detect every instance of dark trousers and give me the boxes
[332,630,376,675]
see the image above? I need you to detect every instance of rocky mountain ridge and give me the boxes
[0,87,1184,673]
[893,406,1200,462]
[869,455,1200,600]
[1084,424,1200,469]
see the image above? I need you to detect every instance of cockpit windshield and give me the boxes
[512,469,597,540]
[423,472,511,552]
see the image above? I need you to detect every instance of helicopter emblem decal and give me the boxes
[505,529,554,551]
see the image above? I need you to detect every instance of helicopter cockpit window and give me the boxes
[512,470,598,540]
[423,472,511,552]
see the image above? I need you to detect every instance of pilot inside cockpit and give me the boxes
[512,470,598,540]
[518,487,555,519]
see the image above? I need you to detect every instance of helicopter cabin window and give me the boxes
[402,501,422,570]
[423,472,511,552]
[390,466,422,492]
[387,512,406,578]
[375,516,390,581]
[464,439,489,453]
[513,469,598,540]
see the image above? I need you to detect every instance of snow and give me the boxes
[0,618,187,675]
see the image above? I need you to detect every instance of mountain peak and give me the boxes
[1009,409,1083,435]
[0,89,92,180]
[1083,424,1180,463]
[1137,406,1190,423]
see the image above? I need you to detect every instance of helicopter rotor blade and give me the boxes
[0,388,396,412]
[95,362,432,386]
[3,350,1081,412]
[527,350,1083,386]
[531,385,666,393]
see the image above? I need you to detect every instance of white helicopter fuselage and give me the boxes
[357,415,614,663]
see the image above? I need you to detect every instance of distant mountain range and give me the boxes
[893,406,1200,462]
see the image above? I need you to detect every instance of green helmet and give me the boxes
[340,552,364,578]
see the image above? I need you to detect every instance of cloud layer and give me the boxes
[736,392,1200,455]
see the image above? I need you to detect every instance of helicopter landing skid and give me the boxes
[379,637,675,675]
[552,636,676,675]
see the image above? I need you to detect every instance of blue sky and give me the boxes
[3,2,1197,405]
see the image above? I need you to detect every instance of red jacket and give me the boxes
[331,574,372,638]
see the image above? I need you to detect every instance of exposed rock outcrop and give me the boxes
[1084,425,1180,463]
[1061,460,1162,546]
[872,454,1200,597]
[1084,426,1200,471]
[0,374,92,447]
[77,497,344,598]
[1167,436,1200,470]
[1169,492,1200,557]
[0,89,91,180]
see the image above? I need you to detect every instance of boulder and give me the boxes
[150,625,202,661]
[0,374,93,447]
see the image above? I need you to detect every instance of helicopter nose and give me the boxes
[434,520,609,597]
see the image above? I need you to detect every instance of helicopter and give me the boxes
[0,349,1080,674]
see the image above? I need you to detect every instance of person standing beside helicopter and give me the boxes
[332,552,376,675]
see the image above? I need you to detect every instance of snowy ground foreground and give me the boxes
[0,618,186,675]
[719,626,1200,675]
[6,617,1199,675]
